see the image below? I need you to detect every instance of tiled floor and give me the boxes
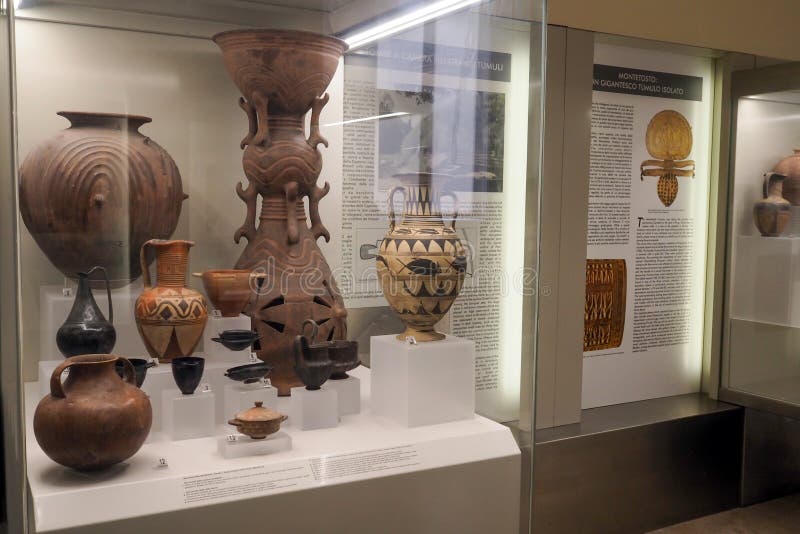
[651,493,800,533]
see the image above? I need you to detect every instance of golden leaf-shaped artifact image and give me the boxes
[584,259,626,352]
[640,110,695,207]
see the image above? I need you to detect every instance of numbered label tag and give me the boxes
[156,457,168,468]
[62,287,73,297]
[211,309,222,318]
[249,352,258,363]
[261,377,271,388]
[226,434,238,443]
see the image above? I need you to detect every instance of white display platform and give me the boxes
[162,389,216,440]
[731,235,800,327]
[40,282,146,361]
[224,382,279,422]
[370,335,475,427]
[323,376,361,416]
[202,314,252,361]
[218,431,292,459]
[24,366,520,534]
[290,387,339,430]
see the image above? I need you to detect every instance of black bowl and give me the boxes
[213,330,260,351]
[294,335,333,390]
[171,356,205,395]
[225,362,273,384]
[219,329,258,339]
[327,340,360,379]
[115,357,155,388]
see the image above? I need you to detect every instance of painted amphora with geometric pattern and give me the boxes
[135,239,208,362]
[376,173,467,342]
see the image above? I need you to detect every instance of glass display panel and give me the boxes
[727,88,800,407]
[8,0,544,531]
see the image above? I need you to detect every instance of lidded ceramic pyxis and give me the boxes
[228,401,287,439]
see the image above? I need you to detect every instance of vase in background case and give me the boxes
[33,354,152,471]
[56,266,116,357]
[18,111,186,286]
[773,149,800,205]
[754,172,791,237]
[213,29,348,395]
[134,239,207,363]
[376,172,467,342]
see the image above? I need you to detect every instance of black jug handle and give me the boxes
[301,319,319,344]
[86,266,113,324]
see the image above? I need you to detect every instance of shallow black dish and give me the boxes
[114,357,155,387]
[171,356,205,395]
[212,330,260,351]
[225,362,273,384]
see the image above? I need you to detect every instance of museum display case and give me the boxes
[0,0,545,532]
[722,62,800,419]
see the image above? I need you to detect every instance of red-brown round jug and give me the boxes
[33,354,152,471]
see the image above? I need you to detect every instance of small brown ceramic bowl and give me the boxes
[193,270,253,317]
[228,401,287,440]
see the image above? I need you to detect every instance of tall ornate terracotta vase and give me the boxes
[376,173,467,342]
[213,29,348,395]
[134,239,207,362]
[19,111,186,286]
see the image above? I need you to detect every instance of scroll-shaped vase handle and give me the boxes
[387,185,407,233]
[438,190,459,230]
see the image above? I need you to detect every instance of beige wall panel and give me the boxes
[549,0,800,61]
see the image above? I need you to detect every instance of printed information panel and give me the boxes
[583,44,713,408]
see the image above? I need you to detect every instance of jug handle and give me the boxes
[438,190,459,231]
[387,186,406,233]
[87,265,113,324]
[301,319,319,344]
[50,357,134,398]
[140,239,155,289]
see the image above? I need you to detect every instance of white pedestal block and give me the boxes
[732,235,800,326]
[202,314,253,361]
[40,282,146,361]
[289,387,338,430]
[223,382,278,423]
[161,389,215,440]
[370,334,475,427]
[323,377,361,416]
[217,431,292,459]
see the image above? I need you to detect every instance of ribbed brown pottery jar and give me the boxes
[18,111,186,286]
[135,239,208,362]
[376,173,467,342]
[33,354,152,471]
[774,149,800,205]
[213,29,348,395]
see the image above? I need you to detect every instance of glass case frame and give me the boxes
[0,1,546,532]
[721,61,800,420]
